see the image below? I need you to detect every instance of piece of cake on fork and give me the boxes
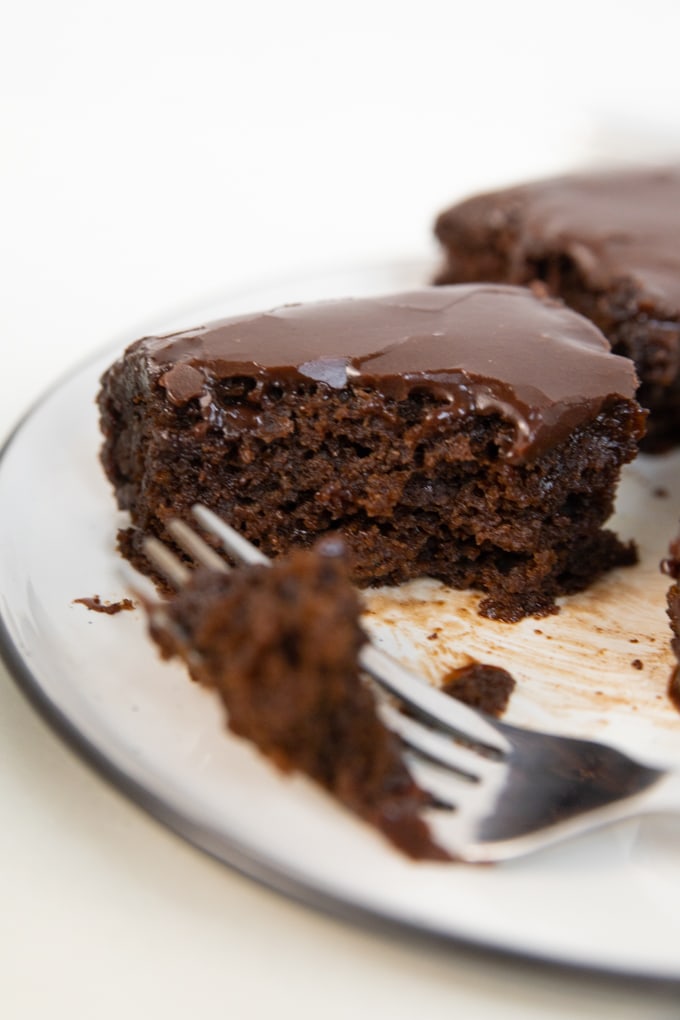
[147,537,449,860]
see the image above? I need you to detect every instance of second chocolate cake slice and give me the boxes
[98,284,644,621]
[434,167,680,450]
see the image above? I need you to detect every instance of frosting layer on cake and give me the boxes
[143,284,638,462]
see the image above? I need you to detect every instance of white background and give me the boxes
[3,1,680,1017]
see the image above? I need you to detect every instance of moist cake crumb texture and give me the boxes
[149,541,449,860]
[98,284,644,622]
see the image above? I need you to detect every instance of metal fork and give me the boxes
[144,505,680,863]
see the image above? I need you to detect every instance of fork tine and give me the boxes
[360,645,510,753]
[144,536,192,587]
[192,505,270,565]
[376,700,499,781]
[405,757,489,816]
[168,519,230,574]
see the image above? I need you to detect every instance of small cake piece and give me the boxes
[434,167,680,450]
[440,662,516,718]
[149,541,449,860]
[98,284,644,621]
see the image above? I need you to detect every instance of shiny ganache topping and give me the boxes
[437,167,680,318]
[138,284,638,462]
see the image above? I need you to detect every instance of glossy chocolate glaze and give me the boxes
[137,284,638,462]
[436,167,680,317]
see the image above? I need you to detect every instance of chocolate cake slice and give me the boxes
[98,284,644,621]
[434,167,680,450]
[149,541,448,860]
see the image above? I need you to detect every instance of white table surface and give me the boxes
[3,2,680,1016]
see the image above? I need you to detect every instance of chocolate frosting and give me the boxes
[138,284,638,462]
[437,167,680,318]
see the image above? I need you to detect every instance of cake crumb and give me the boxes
[631,658,643,670]
[74,595,135,615]
[440,661,516,717]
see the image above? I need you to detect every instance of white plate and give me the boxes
[2,262,680,984]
